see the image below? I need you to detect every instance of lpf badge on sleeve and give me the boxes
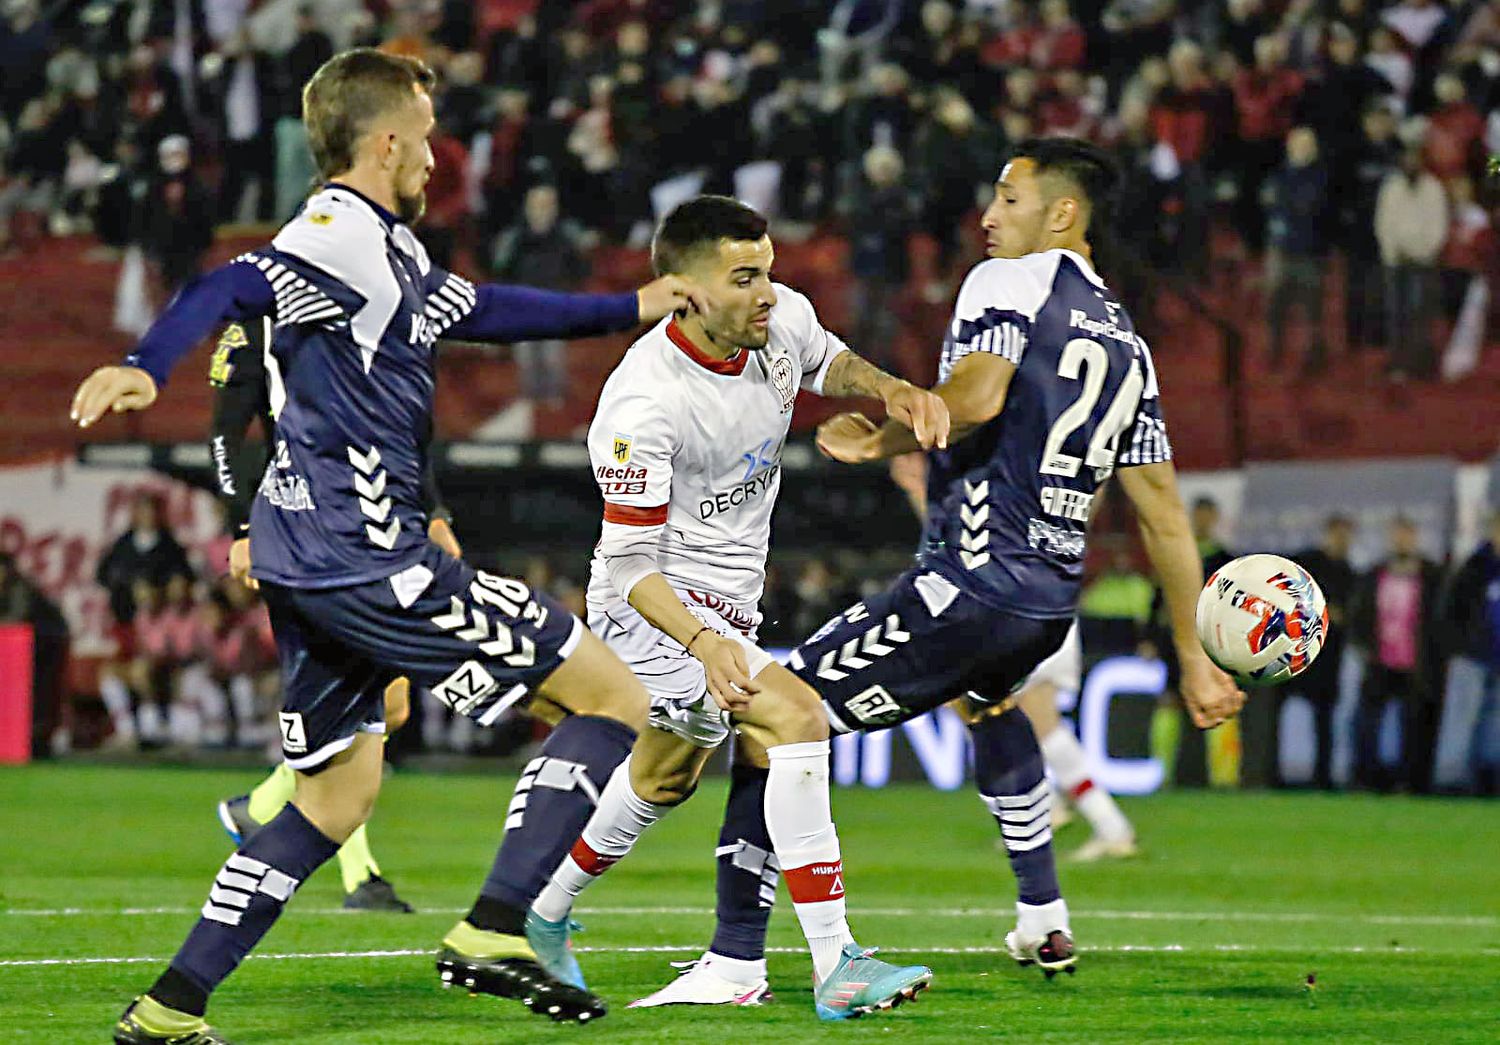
[208,322,249,386]
[612,433,632,463]
[770,354,796,413]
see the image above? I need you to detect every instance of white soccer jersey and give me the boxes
[585,283,848,617]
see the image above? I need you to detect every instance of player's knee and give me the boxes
[633,765,699,806]
[767,679,829,745]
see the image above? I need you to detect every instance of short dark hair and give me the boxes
[1007,136,1120,223]
[651,195,769,276]
[302,49,435,180]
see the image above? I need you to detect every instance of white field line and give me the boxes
[1,905,1494,928]
[6,942,1496,970]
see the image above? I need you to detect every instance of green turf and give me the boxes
[1,765,1496,1043]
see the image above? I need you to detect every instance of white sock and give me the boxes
[532,757,667,923]
[137,701,164,742]
[1017,897,1070,940]
[765,740,854,983]
[1040,726,1132,842]
[100,676,135,736]
[703,951,768,983]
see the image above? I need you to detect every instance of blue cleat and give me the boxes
[525,910,587,989]
[813,944,932,1021]
[215,795,258,846]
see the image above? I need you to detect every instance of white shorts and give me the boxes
[588,593,775,748]
[1023,622,1082,693]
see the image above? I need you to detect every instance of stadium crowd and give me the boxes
[2,0,1497,384]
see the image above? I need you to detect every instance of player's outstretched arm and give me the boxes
[71,262,275,428]
[817,351,950,450]
[816,353,1014,464]
[1116,461,1246,728]
[443,276,708,345]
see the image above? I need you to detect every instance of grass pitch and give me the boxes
[1,764,1496,1043]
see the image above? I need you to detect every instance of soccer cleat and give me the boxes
[214,795,259,847]
[524,909,586,989]
[813,944,932,1021]
[343,874,414,913]
[1006,928,1078,978]
[1068,833,1140,863]
[114,998,232,1044]
[629,954,772,1008]
[436,922,606,1024]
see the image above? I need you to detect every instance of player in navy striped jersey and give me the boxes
[73,49,711,1041]
[631,138,1246,1005]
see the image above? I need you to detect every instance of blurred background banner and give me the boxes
[1238,457,1458,563]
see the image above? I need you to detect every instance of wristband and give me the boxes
[686,624,712,652]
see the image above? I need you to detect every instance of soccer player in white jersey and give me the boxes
[494,195,949,1021]
[627,138,1244,1008]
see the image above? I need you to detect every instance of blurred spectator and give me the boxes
[491,184,590,405]
[757,73,822,221]
[481,88,534,237]
[1231,35,1304,252]
[1264,127,1332,374]
[141,136,214,296]
[1279,515,1358,789]
[1440,511,1500,794]
[1338,104,1400,350]
[1423,72,1485,182]
[1375,145,1448,379]
[1034,0,1088,71]
[911,90,997,300]
[1148,40,1227,274]
[845,144,915,372]
[1298,23,1393,165]
[209,29,277,223]
[96,493,192,626]
[1351,516,1444,792]
[1365,27,1414,110]
[273,7,335,220]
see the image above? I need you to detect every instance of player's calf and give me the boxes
[972,706,1077,977]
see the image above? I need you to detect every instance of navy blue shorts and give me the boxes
[787,566,1071,733]
[261,544,583,769]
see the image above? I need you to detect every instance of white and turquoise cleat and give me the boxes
[524,910,587,989]
[813,944,932,1020]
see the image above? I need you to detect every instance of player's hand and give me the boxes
[637,275,710,323]
[690,630,760,713]
[70,365,158,428]
[1179,653,1246,729]
[881,381,950,450]
[228,537,258,590]
[428,517,462,559]
[816,412,881,463]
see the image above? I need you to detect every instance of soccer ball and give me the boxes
[1195,554,1328,687]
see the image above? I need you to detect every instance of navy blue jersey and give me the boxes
[921,249,1171,618]
[125,183,641,589]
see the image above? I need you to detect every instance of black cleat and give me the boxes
[343,874,415,913]
[1006,928,1078,978]
[215,795,259,847]
[435,947,608,1023]
[114,998,233,1044]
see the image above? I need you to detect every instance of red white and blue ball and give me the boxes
[1195,554,1328,687]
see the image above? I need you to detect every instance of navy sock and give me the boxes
[150,804,339,1015]
[972,707,1061,906]
[470,714,636,924]
[709,764,777,962]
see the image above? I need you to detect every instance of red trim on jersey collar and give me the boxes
[604,502,669,526]
[666,318,747,376]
